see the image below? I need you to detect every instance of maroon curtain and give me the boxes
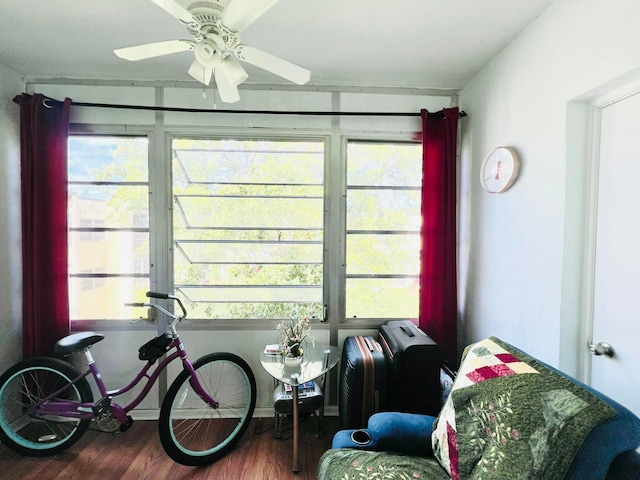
[16,93,71,358]
[419,107,459,367]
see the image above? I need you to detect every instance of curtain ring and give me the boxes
[42,99,53,109]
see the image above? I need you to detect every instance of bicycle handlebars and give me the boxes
[147,291,169,300]
[125,292,188,324]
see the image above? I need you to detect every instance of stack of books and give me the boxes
[281,381,317,398]
[264,344,281,355]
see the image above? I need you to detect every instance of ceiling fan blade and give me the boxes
[114,40,193,61]
[188,59,213,85]
[235,45,310,85]
[215,67,241,103]
[222,0,280,32]
[150,0,195,24]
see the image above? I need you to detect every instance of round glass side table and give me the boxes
[260,344,340,472]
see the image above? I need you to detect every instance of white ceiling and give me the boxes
[0,0,553,91]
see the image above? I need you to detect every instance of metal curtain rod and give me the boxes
[13,95,467,118]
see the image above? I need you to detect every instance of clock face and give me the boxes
[480,147,520,193]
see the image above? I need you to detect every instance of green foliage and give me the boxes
[173,138,324,320]
[92,138,149,227]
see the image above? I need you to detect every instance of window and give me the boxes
[79,219,106,241]
[80,268,106,291]
[68,136,150,320]
[172,138,325,321]
[67,133,422,326]
[345,141,422,320]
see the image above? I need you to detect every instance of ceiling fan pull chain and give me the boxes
[202,66,207,99]
[213,78,217,109]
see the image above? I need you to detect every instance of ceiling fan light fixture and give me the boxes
[188,58,213,85]
[194,39,222,68]
[220,55,248,85]
[215,66,241,103]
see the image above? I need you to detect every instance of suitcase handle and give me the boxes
[363,336,375,352]
[378,334,393,359]
[400,325,415,337]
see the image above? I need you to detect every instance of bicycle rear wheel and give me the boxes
[0,357,93,456]
[159,352,256,466]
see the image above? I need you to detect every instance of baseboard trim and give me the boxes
[130,405,340,421]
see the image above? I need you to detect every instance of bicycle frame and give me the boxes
[29,298,219,424]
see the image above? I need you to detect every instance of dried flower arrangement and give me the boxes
[276,317,314,358]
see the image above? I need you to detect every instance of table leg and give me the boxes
[292,384,299,472]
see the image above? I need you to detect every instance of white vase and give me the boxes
[284,354,303,367]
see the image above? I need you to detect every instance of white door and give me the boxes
[589,90,640,417]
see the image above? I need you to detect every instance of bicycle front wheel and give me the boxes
[0,357,93,456]
[159,352,256,466]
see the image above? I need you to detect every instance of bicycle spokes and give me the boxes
[158,353,256,466]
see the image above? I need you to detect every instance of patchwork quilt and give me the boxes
[431,337,616,480]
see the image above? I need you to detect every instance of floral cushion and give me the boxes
[431,337,616,480]
[318,448,449,480]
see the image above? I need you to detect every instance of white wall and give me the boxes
[0,64,23,373]
[459,0,640,372]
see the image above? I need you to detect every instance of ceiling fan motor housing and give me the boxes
[186,1,239,51]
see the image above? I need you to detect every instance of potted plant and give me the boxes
[277,317,314,366]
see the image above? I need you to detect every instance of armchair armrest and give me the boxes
[332,412,437,457]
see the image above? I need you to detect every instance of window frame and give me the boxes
[68,125,156,331]
[67,125,422,331]
[339,134,423,327]
[169,134,328,326]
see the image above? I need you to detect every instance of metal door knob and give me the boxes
[589,342,615,358]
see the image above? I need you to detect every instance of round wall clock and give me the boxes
[480,146,521,193]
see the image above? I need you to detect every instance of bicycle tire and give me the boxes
[159,352,256,466]
[0,357,93,456]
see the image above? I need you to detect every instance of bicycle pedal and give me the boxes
[119,415,134,432]
[92,396,112,416]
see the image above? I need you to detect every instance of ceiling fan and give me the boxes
[114,0,310,103]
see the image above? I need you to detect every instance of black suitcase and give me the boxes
[339,335,388,429]
[378,320,442,416]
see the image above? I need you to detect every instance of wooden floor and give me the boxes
[0,416,340,480]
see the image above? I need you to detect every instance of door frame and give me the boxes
[560,75,640,382]
[578,80,640,384]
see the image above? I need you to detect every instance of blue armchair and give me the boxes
[319,337,640,480]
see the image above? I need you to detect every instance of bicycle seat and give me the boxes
[55,332,105,356]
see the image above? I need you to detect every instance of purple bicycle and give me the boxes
[0,291,256,466]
